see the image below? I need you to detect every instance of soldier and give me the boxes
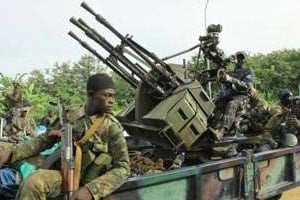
[11,100,37,137]
[2,99,37,141]
[211,51,255,141]
[261,89,300,149]
[0,73,130,200]
[40,110,55,128]
[5,81,23,109]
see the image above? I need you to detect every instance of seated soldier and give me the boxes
[211,51,255,141]
[11,100,38,137]
[2,100,38,142]
[40,110,56,128]
[260,89,300,150]
[0,73,130,200]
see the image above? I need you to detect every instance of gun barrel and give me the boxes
[161,44,200,61]
[80,2,180,88]
[70,18,145,80]
[70,18,166,95]
[68,31,138,87]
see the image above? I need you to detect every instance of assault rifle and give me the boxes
[57,101,74,200]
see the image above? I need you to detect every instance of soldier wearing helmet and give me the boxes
[261,89,300,149]
[211,51,255,142]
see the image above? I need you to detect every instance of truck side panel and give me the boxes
[105,158,246,200]
[254,146,300,199]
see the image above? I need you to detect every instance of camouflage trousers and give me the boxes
[16,169,62,200]
[217,95,249,130]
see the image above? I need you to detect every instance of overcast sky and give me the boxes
[1,0,299,77]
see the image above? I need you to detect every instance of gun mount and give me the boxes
[70,3,252,151]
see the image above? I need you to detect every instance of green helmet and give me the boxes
[282,133,298,147]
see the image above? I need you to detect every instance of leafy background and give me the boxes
[1,49,300,122]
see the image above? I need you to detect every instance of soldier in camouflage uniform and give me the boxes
[5,81,23,109]
[211,51,255,141]
[0,73,130,200]
[11,100,37,137]
[2,100,37,142]
[2,81,23,124]
[261,89,300,150]
[40,111,56,128]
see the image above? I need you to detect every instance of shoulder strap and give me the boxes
[76,114,107,146]
[73,114,107,190]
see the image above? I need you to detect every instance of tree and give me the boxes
[247,49,300,102]
[23,54,135,120]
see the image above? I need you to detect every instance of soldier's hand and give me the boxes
[71,187,93,200]
[218,71,232,82]
[47,128,64,137]
[223,74,233,82]
[0,147,12,167]
[287,116,300,129]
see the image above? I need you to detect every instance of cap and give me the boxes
[86,73,115,92]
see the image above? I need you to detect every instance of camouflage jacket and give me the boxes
[220,65,255,97]
[11,115,37,137]
[10,106,130,200]
[263,105,290,138]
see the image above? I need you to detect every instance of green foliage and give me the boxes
[112,73,135,112]
[189,49,300,103]
[23,83,53,120]
[1,49,299,121]
[247,49,300,102]
[0,55,135,121]
[0,73,53,119]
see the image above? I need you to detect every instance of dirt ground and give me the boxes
[281,187,300,199]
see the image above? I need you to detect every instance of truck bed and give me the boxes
[104,146,300,200]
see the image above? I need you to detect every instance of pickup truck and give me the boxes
[105,146,300,200]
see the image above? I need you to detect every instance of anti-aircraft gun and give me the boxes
[68,2,239,152]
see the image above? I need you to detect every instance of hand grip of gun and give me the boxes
[217,68,227,82]
[57,101,74,199]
